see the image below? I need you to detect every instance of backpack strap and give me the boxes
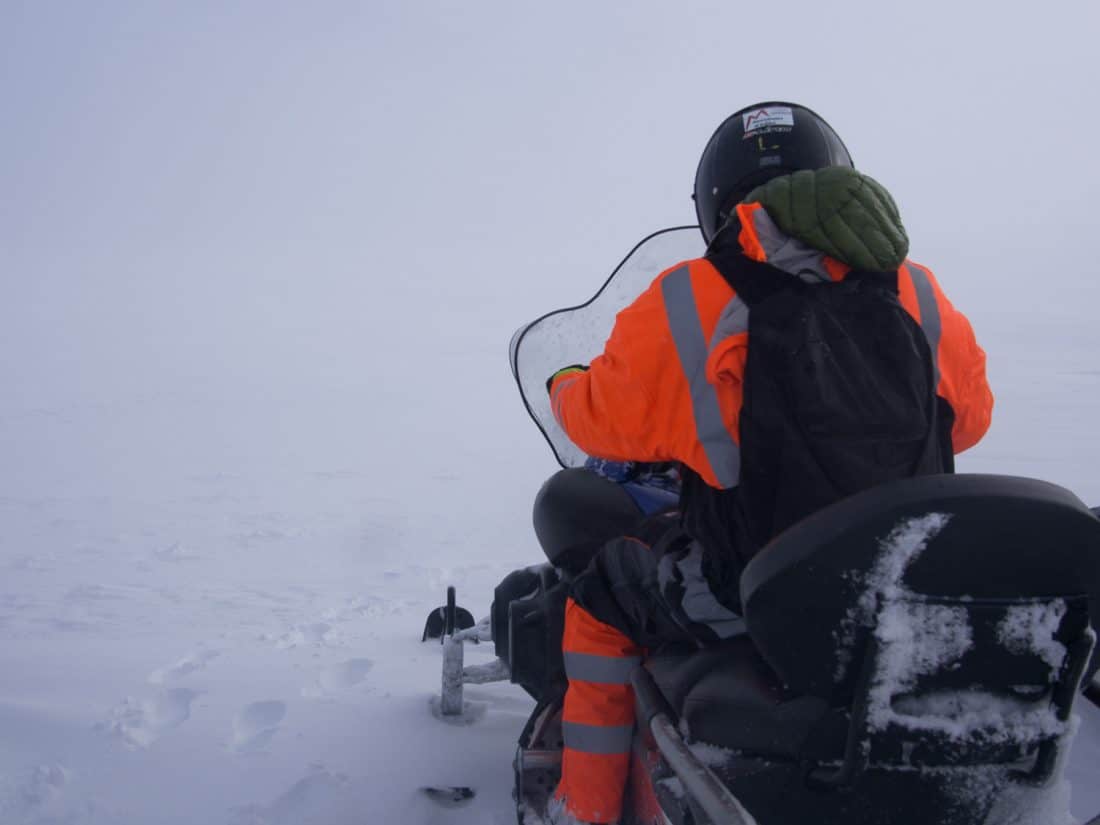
[708,237,933,379]
[843,267,900,294]
[705,235,794,308]
[900,262,942,387]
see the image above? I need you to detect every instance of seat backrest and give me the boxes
[740,474,1100,704]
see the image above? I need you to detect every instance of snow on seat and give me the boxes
[741,474,1100,702]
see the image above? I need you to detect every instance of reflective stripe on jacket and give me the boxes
[550,211,993,490]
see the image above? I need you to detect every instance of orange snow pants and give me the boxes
[553,596,643,824]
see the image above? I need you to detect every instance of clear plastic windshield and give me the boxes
[509,226,703,467]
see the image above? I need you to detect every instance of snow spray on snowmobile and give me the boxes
[423,226,1100,825]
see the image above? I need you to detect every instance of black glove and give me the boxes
[545,364,588,394]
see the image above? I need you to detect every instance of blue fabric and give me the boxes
[623,483,678,515]
[583,457,637,483]
[583,458,680,515]
[583,458,680,491]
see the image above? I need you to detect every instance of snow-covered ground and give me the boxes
[3,3,1100,823]
[5,251,1100,825]
[0,371,546,823]
[4,307,1100,825]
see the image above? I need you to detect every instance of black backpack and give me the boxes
[681,247,950,590]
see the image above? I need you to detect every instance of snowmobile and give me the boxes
[425,227,1100,825]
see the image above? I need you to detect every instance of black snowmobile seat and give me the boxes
[644,637,845,760]
[644,474,1100,768]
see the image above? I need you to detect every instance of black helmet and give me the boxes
[693,102,854,243]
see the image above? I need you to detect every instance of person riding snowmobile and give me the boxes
[544,101,994,825]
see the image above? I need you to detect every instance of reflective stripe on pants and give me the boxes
[555,597,642,824]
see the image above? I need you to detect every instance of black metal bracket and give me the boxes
[805,637,878,791]
[1017,629,1095,786]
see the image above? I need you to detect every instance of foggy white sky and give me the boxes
[2,1,1099,500]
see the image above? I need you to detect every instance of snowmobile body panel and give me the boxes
[504,473,1100,825]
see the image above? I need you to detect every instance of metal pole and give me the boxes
[649,713,758,825]
[440,586,464,715]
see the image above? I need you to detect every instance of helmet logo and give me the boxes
[742,106,794,136]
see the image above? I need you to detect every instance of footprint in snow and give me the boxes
[229,767,352,824]
[147,649,220,685]
[230,700,286,753]
[301,658,374,700]
[102,688,198,749]
[272,621,342,649]
[0,764,69,819]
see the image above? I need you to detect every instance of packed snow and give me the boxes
[870,600,976,730]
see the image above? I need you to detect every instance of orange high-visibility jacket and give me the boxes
[550,218,993,491]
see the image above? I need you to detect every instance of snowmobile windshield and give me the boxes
[509,226,702,468]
